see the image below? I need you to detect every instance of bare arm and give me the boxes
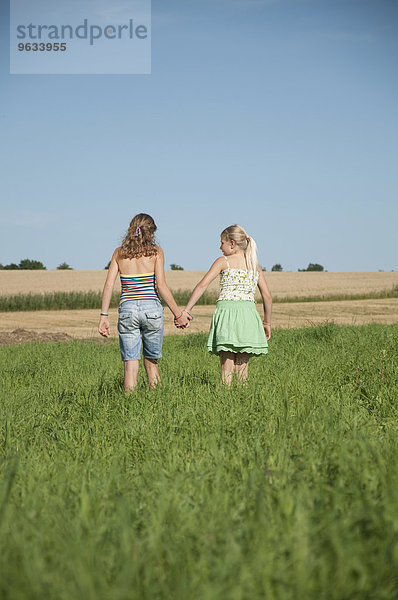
[257,266,272,340]
[98,248,119,338]
[185,257,225,313]
[155,248,190,327]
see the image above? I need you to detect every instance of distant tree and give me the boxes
[57,262,73,270]
[105,261,111,270]
[3,263,20,270]
[18,258,46,270]
[306,263,324,272]
[271,264,283,272]
[298,263,324,272]
[170,264,184,270]
[261,266,267,271]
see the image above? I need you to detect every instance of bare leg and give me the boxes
[234,352,250,384]
[124,360,140,392]
[220,351,235,386]
[143,357,161,388]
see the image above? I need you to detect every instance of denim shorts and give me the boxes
[117,299,164,361]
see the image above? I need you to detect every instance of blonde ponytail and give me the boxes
[221,224,259,273]
[245,236,258,273]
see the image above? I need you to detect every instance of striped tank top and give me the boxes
[119,272,159,304]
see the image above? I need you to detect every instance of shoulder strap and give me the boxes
[224,256,230,269]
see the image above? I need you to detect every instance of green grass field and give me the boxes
[1,324,398,599]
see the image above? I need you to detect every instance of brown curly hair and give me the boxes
[119,213,158,259]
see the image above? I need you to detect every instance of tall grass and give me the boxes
[0,290,120,311]
[0,290,219,312]
[0,285,397,311]
[275,284,398,303]
[0,324,397,599]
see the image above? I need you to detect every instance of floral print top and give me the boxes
[218,257,258,302]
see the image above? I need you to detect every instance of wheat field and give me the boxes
[1,270,397,298]
[1,271,397,339]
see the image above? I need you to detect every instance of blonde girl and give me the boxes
[99,213,190,391]
[184,225,272,385]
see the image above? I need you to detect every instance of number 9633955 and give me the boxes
[18,42,67,51]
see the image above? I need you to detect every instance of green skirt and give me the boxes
[207,300,268,356]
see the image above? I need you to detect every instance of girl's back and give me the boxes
[116,250,158,275]
[220,251,247,271]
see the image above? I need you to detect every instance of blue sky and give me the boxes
[1,0,397,271]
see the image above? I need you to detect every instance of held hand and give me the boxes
[181,309,193,328]
[263,322,271,341]
[99,316,111,338]
[174,313,190,328]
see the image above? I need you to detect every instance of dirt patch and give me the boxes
[0,328,116,347]
[0,299,397,346]
[0,328,74,347]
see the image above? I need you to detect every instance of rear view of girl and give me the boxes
[184,225,272,385]
[99,213,189,391]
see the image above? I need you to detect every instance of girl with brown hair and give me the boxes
[98,213,190,391]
